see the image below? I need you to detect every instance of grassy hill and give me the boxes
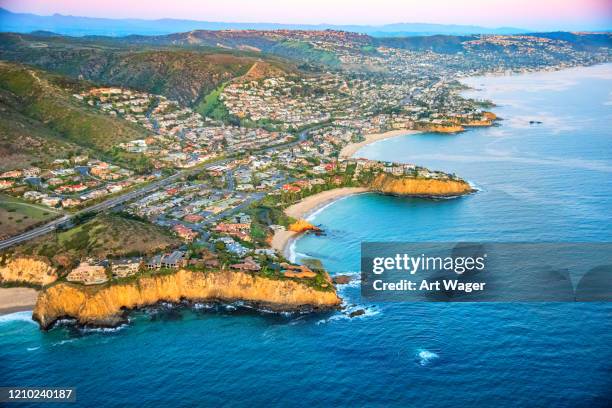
[0,60,151,170]
[0,33,295,106]
[0,194,61,240]
[5,213,181,270]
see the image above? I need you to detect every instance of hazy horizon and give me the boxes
[2,0,611,32]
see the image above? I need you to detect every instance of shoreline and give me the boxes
[270,187,370,257]
[0,287,38,316]
[339,129,421,159]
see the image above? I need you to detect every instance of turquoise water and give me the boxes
[2,64,612,407]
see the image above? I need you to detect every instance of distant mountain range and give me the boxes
[0,8,528,37]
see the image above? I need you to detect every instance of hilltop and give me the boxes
[0,32,297,106]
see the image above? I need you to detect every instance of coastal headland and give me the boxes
[33,269,341,329]
[271,173,474,255]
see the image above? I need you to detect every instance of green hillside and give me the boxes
[6,213,181,271]
[0,61,150,170]
[0,33,294,106]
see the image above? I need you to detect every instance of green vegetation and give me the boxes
[0,34,271,107]
[195,83,233,122]
[0,62,148,151]
[272,40,341,67]
[0,194,60,238]
[9,213,181,272]
[249,198,296,227]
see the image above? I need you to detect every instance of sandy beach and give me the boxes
[0,287,38,315]
[339,129,421,158]
[270,187,369,257]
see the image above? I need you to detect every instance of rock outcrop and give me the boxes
[368,174,473,197]
[32,269,341,329]
[288,219,321,233]
[0,257,58,286]
[333,275,353,285]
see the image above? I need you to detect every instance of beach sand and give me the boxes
[339,129,421,158]
[0,287,38,315]
[271,187,369,257]
[270,230,299,259]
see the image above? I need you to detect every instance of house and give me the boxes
[162,251,185,269]
[254,248,277,258]
[61,198,81,208]
[0,180,14,190]
[41,196,61,207]
[173,224,198,241]
[183,214,204,223]
[66,262,108,285]
[230,256,261,271]
[146,254,163,270]
[111,258,142,278]
[214,223,252,242]
[282,184,301,193]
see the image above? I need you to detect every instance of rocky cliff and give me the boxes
[416,124,465,133]
[0,257,57,286]
[33,269,341,329]
[288,220,320,233]
[369,174,473,197]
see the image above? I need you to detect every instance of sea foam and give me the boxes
[416,349,440,366]
[0,311,35,325]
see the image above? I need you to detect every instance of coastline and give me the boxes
[270,187,369,257]
[339,129,421,159]
[0,287,38,316]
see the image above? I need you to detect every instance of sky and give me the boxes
[2,0,611,31]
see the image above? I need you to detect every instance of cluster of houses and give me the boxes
[0,159,154,209]
[79,87,296,170]
[221,75,339,129]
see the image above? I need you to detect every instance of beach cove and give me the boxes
[339,129,421,158]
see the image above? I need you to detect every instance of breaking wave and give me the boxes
[416,349,439,366]
[0,311,36,325]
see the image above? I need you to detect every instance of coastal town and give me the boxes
[0,26,610,317]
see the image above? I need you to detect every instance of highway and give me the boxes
[0,160,227,250]
[0,125,318,250]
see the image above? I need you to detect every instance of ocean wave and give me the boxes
[315,304,380,325]
[467,180,484,193]
[0,311,36,325]
[305,199,338,221]
[51,338,78,347]
[79,324,128,334]
[415,349,439,366]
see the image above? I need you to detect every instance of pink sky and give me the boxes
[2,0,611,30]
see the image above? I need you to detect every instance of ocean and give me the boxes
[1,64,611,407]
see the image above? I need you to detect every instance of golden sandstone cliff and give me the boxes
[369,173,473,197]
[33,269,341,329]
[288,219,321,233]
[418,124,465,133]
[0,257,58,286]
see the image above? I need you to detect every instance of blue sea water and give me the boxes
[1,64,612,408]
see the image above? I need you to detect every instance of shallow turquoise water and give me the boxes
[1,64,611,407]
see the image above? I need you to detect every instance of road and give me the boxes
[0,160,226,250]
[0,125,319,250]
